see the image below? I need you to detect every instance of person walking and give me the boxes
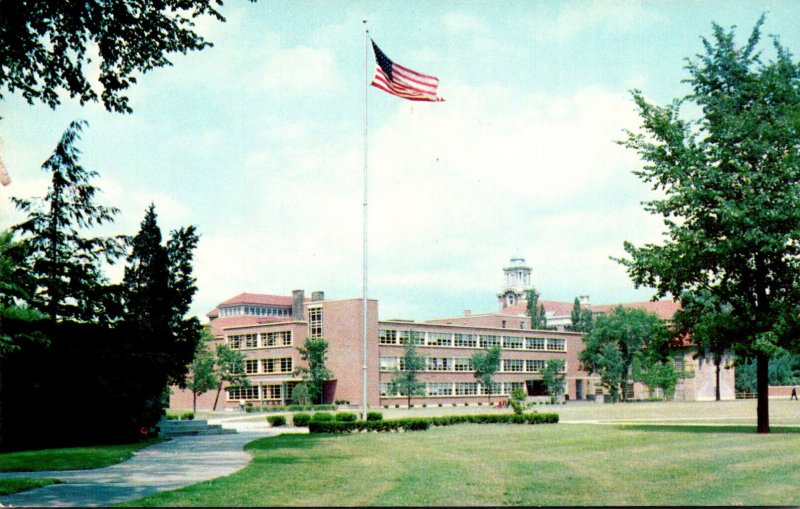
[791,387,798,401]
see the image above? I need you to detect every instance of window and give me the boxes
[244,333,258,348]
[453,358,473,372]
[479,382,502,395]
[427,382,454,396]
[264,385,282,400]
[427,357,451,371]
[503,359,524,372]
[526,359,546,372]
[262,357,293,374]
[228,335,242,349]
[503,336,524,349]
[454,334,477,348]
[520,321,524,329]
[502,320,507,329]
[526,337,546,350]
[379,329,398,345]
[400,330,424,346]
[547,339,566,351]
[380,357,399,371]
[380,383,394,397]
[245,359,259,374]
[428,332,452,347]
[227,385,260,400]
[309,307,323,338]
[504,382,524,395]
[479,335,500,348]
[263,331,292,347]
[455,382,478,395]
[674,356,684,371]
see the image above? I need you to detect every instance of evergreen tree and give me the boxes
[295,337,333,405]
[11,120,126,324]
[472,346,501,402]
[617,16,800,432]
[526,288,549,330]
[569,297,594,333]
[390,331,425,407]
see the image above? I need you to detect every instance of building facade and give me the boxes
[169,256,734,411]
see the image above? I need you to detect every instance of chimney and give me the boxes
[292,290,305,321]
[312,291,325,302]
[464,310,472,317]
[579,295,590,307]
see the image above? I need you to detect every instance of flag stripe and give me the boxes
[371,69,441,101]
[0,157,10,186]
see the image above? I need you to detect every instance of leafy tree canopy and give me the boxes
[472,346,501,401]
[0,0,243,113]
[616,15,800,431]
[295,337,332,405]
[390,331,426,407]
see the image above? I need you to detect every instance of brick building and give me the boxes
[169,256,734,411]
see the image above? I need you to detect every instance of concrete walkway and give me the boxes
[0,430,275,507]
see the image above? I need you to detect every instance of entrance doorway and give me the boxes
[576,380,583,400]
[525,380,548,396]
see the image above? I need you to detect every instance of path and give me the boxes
[0,429,275,507]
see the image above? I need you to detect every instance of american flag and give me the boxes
[371,40,443,102]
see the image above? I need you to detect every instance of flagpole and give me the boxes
[361,19,369,421]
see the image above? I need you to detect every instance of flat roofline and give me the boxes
[379,320,583,336]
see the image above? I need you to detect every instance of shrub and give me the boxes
[312,412,333,422]
[179,411,194,420]
[383,405,388,409]
[335,412,357,422]
[366,412,383,421]
[267,415,286,427]
[292,413,311,427]
[307,413,558,434]
[438,403,443,407]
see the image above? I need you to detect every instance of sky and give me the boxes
[2,1,800,322]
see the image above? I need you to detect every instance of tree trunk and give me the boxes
[715,356,721,402]
[756,352,770,433]
[213,386,222,411]
[193,390,197,414]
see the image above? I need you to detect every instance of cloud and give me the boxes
[443,13,484,34]
[259,46,342,96]
[531,0,667,43]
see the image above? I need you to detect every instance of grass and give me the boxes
[0,477,62,495]
[122,422,800,506]
[0,438,166,472]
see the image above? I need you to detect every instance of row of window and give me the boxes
[227,331,292,349]
[379,356,566,373]
[379,329,566,351]
[219,305,291,318]
[243,357,293,374]
[380,381,525,397]
[227,384,285,401]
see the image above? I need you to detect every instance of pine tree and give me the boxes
[11,120,127,324]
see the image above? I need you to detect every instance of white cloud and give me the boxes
[259,46,342,96]
[531,0,667,43]
[443,13,484,34]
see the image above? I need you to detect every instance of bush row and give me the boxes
[308,412,558,433]
[290,411,383,426]
[166,411,194,421]
[267,415,286,427]
[246,404,337,413]
[382,401,567,409]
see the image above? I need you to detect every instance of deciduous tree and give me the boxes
[579,307,670,401]
[616,15,800,432]
[212,344,250,411]
[472,346,501,402]
[390,331,425,407]
[295,337,332,405]
[541,359,566,402]
[0,1,238,113]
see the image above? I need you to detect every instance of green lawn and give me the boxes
[0,477,62,495]
[123,423,800,506]
[0,438,166,472]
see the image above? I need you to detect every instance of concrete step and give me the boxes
[158,419,238,437]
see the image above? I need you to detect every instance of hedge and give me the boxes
[335,412,357,422]
[366,411,383,421]
[308,413,558,434]
[267,415,286,427]
[312,412,334,422]
[292,413,311,427]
